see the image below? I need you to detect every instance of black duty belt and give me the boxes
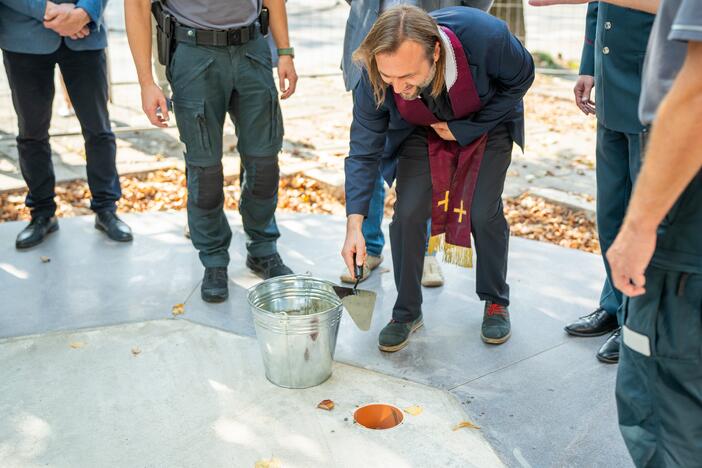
[174,23,258,46]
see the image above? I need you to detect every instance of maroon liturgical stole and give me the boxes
[392,26,488,268]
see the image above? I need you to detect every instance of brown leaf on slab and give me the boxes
[69,341,86,349]
[453,420,480,431]
[171,303,185,316]
[131,347,142,356]
[404,405,423,416]
[317,399,335,411]
[40,256,51,263]
[254,457,282,468]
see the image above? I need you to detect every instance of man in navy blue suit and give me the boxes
[0,0,133,248]
[342,6,534,352]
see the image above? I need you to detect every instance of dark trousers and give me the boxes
[390,124,512,322]
[169,38,283,268]
[2,43,121,218]
[617,267,702,467]
[595,123,643,323]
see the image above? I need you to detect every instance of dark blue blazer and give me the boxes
[344,6,534,216]
[0,0,109,54]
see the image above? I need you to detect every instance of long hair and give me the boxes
[352,5,446,107]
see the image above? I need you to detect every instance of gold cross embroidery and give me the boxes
[453,200,467,223]
[437,191,450,212]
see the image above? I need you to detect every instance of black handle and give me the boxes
[353,252,363,281]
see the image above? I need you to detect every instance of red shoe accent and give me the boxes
[487,303,508,317]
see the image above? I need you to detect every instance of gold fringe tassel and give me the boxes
[427,234,473,268]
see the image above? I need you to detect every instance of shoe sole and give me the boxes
[201,290,229,303]
[481,330,512,345]
[95,222,133,242]
[564,326,618,338]
[378,319,424,353]
[421,279,444,288]
[15,223,59,250]
[596,353,619,364]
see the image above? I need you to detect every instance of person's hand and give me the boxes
[529,0,591,6]
[44,7,91,37]
[140,82,170,128]
[574,75,596,115]
[606,221,657,297]
[277,55,298,100]
[44,1,74,24]
[69,26,90,40]
[430,121,457,141]
[341,214,367,280]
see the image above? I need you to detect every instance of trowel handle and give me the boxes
[353,252,363,281]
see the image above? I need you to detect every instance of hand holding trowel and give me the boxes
[333,253,376,331]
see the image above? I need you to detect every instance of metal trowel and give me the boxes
[332,253,376,331]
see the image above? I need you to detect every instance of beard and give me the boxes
[399,61,437,100]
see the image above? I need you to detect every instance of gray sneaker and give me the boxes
[378,315,424,352]
[481,302,511,345]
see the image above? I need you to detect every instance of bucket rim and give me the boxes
[247,273,343,319]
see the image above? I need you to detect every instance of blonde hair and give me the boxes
[352,5,446,107]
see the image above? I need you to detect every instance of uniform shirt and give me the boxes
[164,0,261,31]
[639,0,702,274]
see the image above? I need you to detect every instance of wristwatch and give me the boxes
[277,47,295,58]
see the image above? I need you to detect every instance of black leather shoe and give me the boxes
[15,215,58,249]
[95,211,133,242]
[565,308,618,337]
[246,253,293,279]
[201,267,229,303]
[597,327,621,364]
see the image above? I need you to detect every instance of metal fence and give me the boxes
[0,0,586,134]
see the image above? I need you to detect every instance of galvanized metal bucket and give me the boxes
[248,274,343,389]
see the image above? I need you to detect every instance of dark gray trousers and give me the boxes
[390,124,512,322]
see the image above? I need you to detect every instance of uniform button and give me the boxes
[604,21,612,30]
[602,46,610,54]
[187,29,195,37]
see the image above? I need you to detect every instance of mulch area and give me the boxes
[0,168,599,254]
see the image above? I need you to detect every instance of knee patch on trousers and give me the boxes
[190,164,224,210]
[243,156,279,199]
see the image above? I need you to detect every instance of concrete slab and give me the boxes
[0,212,202,339]
[0,211,630,466]
[0,320,503,468]
[451,340,632,468]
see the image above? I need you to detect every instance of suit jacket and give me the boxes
[0,0,108,54]
[342,0,494,91]
[344,6,534,216]
[579,2,654,134]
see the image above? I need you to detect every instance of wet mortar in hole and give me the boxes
[354,404,404,430]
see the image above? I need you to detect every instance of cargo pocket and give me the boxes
[173,97,212,164]
[654,272,702,362]
[269,87,283,143]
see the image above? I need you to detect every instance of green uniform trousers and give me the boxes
[169,34,283,268]
[596,123,643,323]
[617,267,702,467]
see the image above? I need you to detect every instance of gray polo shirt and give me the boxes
[639,0,702,125]
[164,0,261,31]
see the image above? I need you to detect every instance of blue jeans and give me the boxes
[362,173,433,257]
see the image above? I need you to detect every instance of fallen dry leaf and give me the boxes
[40,256,51,263]
[131,347,141,356]
[171,303,185,316]
[404,405,423,416]
[69,341,86,349]
[254,457,282,468]
[317,399,335,411]
[453,420,480,431]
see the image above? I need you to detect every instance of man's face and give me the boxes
[376,40,439,100]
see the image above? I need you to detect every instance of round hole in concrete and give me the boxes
[353,404,404,430]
